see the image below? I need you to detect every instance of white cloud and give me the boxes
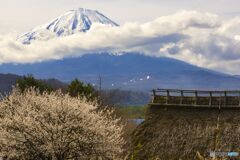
[1,10,240,74]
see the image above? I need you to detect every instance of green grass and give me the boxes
[117,106,147,119]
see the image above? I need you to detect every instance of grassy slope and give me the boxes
[117,106,147,119]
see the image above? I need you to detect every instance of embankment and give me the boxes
[129,105,240,159]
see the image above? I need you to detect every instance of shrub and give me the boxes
[0,88,125,159]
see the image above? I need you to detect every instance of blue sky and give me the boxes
[1,0,240,33]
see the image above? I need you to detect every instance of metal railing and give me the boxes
[151,89,240,107]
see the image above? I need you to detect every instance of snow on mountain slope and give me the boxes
[17,8,118,44]
[1,53,240,91]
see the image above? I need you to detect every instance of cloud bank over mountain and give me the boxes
[1,10,240,74]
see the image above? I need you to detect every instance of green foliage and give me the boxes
[118,106,147,119]
[67,79,98,101]
[16,75,53,93]
[131,142,143,160]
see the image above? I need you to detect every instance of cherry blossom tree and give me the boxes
[0,88,125,159]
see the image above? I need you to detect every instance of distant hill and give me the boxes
[0,74,22,94]
[101,89,150,106]
[0,73,149,106]
[1,53,240,91]
[0,74,67,94]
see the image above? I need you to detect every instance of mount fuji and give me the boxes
[17,8,118,44]
[2,8,240,92]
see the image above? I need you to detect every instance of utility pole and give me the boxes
[98,75,102,92]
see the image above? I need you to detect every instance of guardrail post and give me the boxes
[152,89,156,103]
[209,91,212,107]
[238,91,240,107]
[166,90,170,104]
[180,90,183,105]
[224,91,227,107]
[195,91,198,105]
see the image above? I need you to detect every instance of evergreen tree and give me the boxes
[17,75,53,94]
[68,79,98,101]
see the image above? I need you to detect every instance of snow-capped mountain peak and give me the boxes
[17,8,118,44]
